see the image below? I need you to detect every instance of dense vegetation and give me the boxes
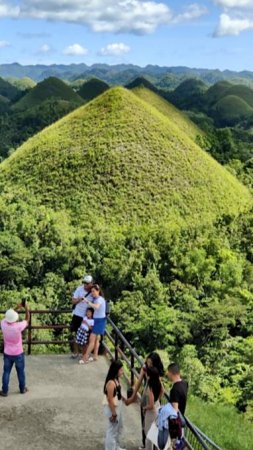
[0,78,252,448]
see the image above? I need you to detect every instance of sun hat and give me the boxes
[5,309,19,323]
[83,275,93,283]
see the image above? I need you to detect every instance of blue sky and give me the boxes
[0,0,253,70]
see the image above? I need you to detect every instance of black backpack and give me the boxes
[169,415,182,439]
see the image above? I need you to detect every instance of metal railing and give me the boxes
[0,309,72,355]
[105,316,222,450]
[0,309,221,450]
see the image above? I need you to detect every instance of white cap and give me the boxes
[5,309,19,323]
[83,275,93,283]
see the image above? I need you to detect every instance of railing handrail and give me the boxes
[106,316,144,367]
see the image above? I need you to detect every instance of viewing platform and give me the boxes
[0,355,141,450]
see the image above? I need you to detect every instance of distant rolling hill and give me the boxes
[0,77,19,101]
[205,81,232,106]
[165,78,253,127]
[0,87,251,226]
[6,76,36,91]
[212,95,253,126]
[78,78,109,102]
[12,77,83,111]
[167,78,208,110]
[126,76,159,93]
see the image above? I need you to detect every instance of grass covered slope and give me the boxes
[131,86,203,142]
[0,87,251,225]
[12,77,83,111]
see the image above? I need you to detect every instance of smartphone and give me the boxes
[21,299,26,308]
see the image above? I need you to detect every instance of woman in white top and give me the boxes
[80,284,106,364]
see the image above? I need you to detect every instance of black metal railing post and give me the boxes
[28,311,32,355]
[115,332,119,360]
[131,353,135,386]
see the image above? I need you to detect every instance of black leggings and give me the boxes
[141,406,146,447]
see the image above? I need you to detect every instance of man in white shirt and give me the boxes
[70,275,94,357]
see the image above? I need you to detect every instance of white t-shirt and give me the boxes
[72,285,93,318]
[81,316,95,331]
[93,296,106,319]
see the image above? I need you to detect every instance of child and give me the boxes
[75,308,94,351]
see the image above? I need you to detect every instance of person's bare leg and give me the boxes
[72,341,79,357]
[93,336,100,360]
[82,334,96,362]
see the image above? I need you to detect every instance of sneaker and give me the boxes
[0,391,8,397]
[20,387,28,394]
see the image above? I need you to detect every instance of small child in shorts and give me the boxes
[75,308,94,348]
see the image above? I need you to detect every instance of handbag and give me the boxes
[147,422,171,450]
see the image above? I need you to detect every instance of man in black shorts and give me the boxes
[167,363,188,416]
[70,275,93,357]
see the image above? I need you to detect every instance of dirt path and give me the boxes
[0,355,142,450]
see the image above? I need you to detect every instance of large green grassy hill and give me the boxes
[12,77,83,111]
[0,87,251,225]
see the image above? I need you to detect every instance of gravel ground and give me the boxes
[0,355,142,450]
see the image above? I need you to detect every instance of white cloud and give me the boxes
[0,1,19,18]
[0,40,10,49]
[214,12,253,36]
[173,3,208,24]
[0,1,207,35]
[213,0,253,37]
[39,44,51,53]
[63,44,88,56]
[213,0,253,8]
[99,43,131,56]
[19,0,172,35]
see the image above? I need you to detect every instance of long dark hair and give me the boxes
[147,352,164,377]
[104,360,123,393]
[147,367,162,402]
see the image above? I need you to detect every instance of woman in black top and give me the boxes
[126,352,164,449]
[104,360,125,450]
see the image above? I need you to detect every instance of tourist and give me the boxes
[125,352,164,449]
[143,367,163,450]
[80,284,106,364]
[0,302,30,396]
[103,360,126,450]
[167,363,188,416]
[74,308,94,354]
[70,274,93,358]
